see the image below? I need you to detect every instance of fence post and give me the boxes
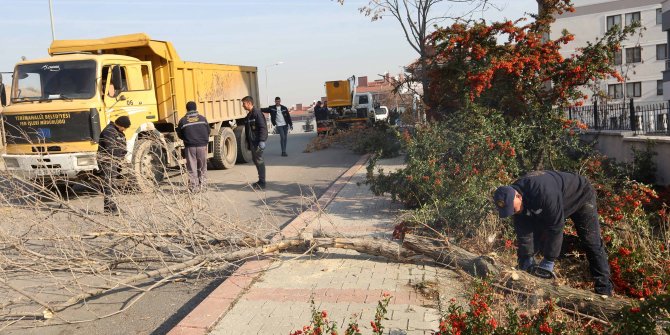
[629,98,636,134]
[568,107,573,121]
[593,100,599,129]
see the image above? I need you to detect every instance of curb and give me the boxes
[167,154,371,335]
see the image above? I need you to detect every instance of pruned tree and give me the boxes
[334,0,493,117]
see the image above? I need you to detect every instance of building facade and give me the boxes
[662,0,670,100]
[552,0,665,104]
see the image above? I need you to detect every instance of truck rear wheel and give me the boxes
[211,127,237,169]
[132,139,166,192]
[234,126,253,163]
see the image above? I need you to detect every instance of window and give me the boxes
[607,15,621,30]
[657,44,667,60]
[614,49,622,65]
[658,80,664,95]
[608,83,623,99]
[625,12,641,26]
[625,82,641,98]
[658,8,663,25]
[626,47,642,63]
[358,95,369,104]
[102,65,128,97]
[14,60,96,101]
[125,64,152,91]
[141,65,152,90]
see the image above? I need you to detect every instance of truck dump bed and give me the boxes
[49,33,258,125]
[325,80,353,108]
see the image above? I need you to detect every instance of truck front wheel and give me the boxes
[211,127,237,169]
[132,139,166,192]
[234,126,253,163]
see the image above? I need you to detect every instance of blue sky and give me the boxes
[0,0,538,107]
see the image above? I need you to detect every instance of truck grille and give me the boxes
[4,110,96,144]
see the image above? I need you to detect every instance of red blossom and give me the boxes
[539,322,553,334]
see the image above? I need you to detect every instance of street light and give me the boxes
[265,61,283,106]
[49,0,56,41]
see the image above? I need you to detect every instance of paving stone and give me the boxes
[206,157,462,335]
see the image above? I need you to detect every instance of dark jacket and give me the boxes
[97,122,127,162]
[263,104,292,127]
[314,106,329,121]
[177,110,210,147]
[512,170,595,262]
[245,106,268,148]
[0,83,6,107]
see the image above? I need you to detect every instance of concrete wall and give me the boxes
[582,130,670,184]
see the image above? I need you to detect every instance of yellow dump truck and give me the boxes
[2,33,258,186]
[323,76,375,132]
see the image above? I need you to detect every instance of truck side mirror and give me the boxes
[111,65,125,95]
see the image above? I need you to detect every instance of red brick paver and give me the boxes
[168,155,370,335]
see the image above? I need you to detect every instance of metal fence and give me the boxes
[565,99,670,135]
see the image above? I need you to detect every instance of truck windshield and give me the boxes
[375,108,387,115]
[12,60,96,102]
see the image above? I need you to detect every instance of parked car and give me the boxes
[374,106,389,122]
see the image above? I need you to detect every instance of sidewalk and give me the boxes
[171,156,466,335]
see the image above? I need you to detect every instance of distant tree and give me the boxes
[334,0,492,116]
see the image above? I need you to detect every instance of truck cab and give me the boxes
[353,92,375,119]
[3,54,157,180]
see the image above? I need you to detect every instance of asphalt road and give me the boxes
[1,124,363,335]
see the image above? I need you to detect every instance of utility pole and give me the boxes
[264,62,283,106]
[49,0,56,41]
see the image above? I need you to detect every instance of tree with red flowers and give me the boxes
[424,0,638,169]
[428,0,636,114]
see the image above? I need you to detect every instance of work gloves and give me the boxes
[259,141,266,150]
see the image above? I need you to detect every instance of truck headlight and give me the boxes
[76,156,96,166]
[4,157,20,168]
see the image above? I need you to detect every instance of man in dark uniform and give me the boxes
[177,101,210,192]
[493,170,613,295]
[242,96,268,189]
[0,73,7,107]
[97,116,131,214]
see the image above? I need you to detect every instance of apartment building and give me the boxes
[662,0,670,100]
[552,0,665,103]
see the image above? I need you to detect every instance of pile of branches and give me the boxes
[0,170,281,328]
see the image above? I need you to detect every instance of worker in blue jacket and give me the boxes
[97,116,130,215]
[493,170,613,296]
[177,101,210,192]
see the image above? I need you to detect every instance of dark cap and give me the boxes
[186,101,197,111]
[115,115,131,128]
[493,186,516,218]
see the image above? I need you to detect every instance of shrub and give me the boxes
[304,122,401,159]
[367,106,521,237]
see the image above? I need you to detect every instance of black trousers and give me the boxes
[252,145,265,184]
[570,193,612,295]
[99,161,120,213]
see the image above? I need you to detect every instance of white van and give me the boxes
[374,106,389,122]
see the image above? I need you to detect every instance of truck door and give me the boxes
[103,63,158,132]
